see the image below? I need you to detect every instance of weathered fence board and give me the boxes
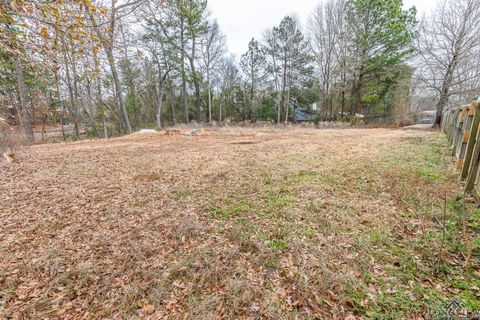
[462,104,479,179]
[442,100,480,201]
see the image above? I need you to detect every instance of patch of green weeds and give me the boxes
[266,240,288,250]
[297,170,317,181]
[345,284,367,313]
[211,197,254,220]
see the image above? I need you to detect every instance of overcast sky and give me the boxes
[208,0,439,59]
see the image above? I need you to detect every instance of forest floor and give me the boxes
[1,126,479,319]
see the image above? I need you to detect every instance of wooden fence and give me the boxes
[441,100,480,200]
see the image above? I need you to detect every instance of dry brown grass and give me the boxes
[1,127,478,319]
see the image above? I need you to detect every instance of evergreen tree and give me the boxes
[346,0,416,114]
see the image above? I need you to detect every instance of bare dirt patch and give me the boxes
[1,127,478,319]
[133,173,163,182]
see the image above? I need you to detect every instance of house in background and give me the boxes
[294,103,317,122]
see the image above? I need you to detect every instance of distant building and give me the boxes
[294,108,316,122]
[417,110,435,124]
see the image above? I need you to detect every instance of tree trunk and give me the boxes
[85,76,97,116]
[279,54,288,124]
[353,70,364,115]
[85,77,103,138]
[250,62,255,109]
[62,49,80,139]
[329,95,334,121]
[60,111,67,141]
[340,89,345,119]
[340,64,347,119]
[130,85,138,128]
[103,117,109,138]
[193,76,201,123]
[433,57,457,128]
[207,49,212,123]
[181,67,188,124]
[156,82,164,128]
[120,24,138,129]
[179,16,189,124]
[168,80,177,125]
[14,58,34,142]
[284,71,291,125]
[93,49,103,116]
[43,90,53,141]
[86,5,131,134]
[218,90,223,123]
[41,114,47,141]
[433,91,449,127]
[207,68,212,123]
[107,51,132,133]
[188,36,201,123]
[54,72,67,141]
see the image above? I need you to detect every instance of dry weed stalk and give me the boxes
[437,193,448,267]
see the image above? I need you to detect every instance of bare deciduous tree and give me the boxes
[308,0,346,120]
[201,19,226,123]
[416,0,480,126]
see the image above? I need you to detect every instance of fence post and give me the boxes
[452,110,460,143]
[461,103,479,179]
[453,107,467,160]
[457,105,474,170]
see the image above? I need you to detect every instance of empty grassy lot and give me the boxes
[1,127,479,319]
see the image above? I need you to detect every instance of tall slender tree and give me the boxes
[240,38,266,115]
[201,19,226,123]
[263,16,311,124]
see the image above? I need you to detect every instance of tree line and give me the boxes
[1,0,480,141]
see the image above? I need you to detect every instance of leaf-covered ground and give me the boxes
[1,127,479,319]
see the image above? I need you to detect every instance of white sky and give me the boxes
[208,0,439,59]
